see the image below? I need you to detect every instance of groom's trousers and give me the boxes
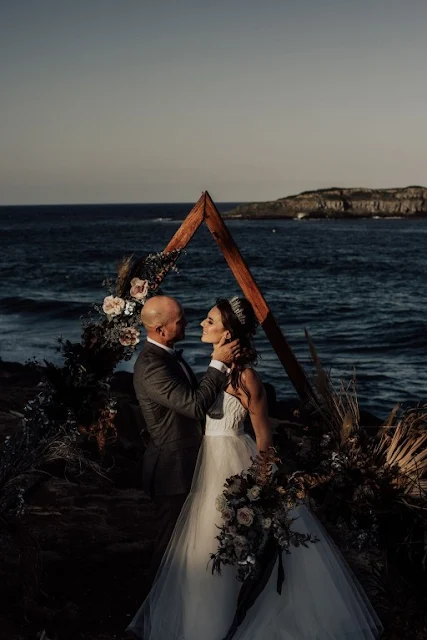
[147,492,187,587]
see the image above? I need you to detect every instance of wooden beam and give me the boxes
[164,193,206,253]
[203,191,313,402]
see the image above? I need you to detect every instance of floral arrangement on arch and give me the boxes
[210,448,317,585]
[0,250,181,524]
[102,277,148,349]
[84,251,181,362]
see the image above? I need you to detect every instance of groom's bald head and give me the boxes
[141,296,186,345]
[141,296,180,329]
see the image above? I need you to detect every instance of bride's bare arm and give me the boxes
[237,368,273,453]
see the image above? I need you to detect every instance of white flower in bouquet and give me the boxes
[247,485,261,501]
[103,295,125,317]
[221,507,235,523]
[124,300,136,316]
[130,277,149,300]
[320,433,332,448]
[234,535,249,548]
[119,327,140,347]
[261,517,272,529]
[227,479,242,495]
[237,506,255,527]
[215,494,227,512]
[234,535,249,558]
[234,546,246,560]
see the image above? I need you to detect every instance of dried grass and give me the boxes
[305,329,360,443]
[115,255,134,297]
[40,430,109,480]
[303,333,427,636]
[375,407,427,497]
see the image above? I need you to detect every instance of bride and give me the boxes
[128,297,383,639]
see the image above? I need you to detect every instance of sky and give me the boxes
[1,0,427,205]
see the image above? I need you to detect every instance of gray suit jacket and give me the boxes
[133,340,226,497]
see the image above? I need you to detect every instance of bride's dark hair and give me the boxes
[215,297,259,404]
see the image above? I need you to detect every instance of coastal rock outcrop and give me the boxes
[225,186,427,219]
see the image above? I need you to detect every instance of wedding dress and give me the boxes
[128,390,383,640]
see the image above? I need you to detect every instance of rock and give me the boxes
[224,185,427,219]
[0,475,157,639]
[0,361,153,639]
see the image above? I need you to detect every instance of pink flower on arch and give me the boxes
[119,327,140,347]
[130,278,149,301]
[103,295,125,317]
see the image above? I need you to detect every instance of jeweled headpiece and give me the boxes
[228,296,246,325]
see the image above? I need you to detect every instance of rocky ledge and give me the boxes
[224,186,427,220]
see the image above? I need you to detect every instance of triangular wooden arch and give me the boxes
[162,191,313,402]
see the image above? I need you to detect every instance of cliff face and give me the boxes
[225,186,427,219]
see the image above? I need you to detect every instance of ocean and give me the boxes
[1,202,426,418]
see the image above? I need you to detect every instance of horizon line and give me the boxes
[1,184,426,208]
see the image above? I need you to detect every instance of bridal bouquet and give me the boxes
[211,448,317,585]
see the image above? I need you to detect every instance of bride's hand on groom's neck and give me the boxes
[211,333,240,365]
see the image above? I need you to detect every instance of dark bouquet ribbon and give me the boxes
[221,536,284,640]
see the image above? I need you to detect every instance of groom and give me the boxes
[134,295,239,583]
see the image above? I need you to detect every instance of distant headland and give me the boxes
[224,186,427,220]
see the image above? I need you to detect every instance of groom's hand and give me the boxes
[211,334,240,365]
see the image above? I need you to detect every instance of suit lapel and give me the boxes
[178,355,198,388]
[143,341,196,388]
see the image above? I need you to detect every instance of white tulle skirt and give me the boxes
[128,433,383,639]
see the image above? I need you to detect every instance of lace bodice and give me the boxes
[205,391,247,436]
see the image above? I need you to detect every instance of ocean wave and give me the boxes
[0,296,90,318]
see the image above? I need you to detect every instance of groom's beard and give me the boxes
[167,330,186,347]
